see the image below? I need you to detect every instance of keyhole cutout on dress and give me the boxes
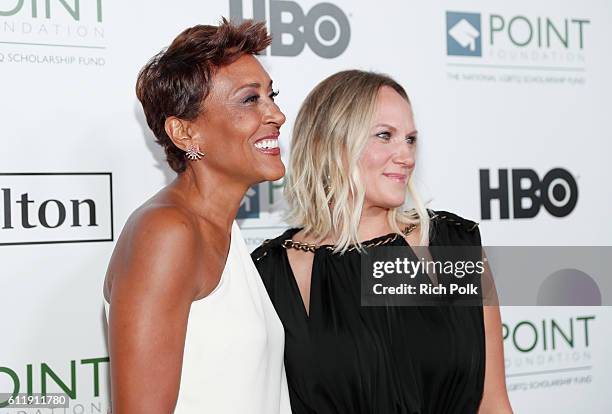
[402,230,439,286]
[286,248,315,317]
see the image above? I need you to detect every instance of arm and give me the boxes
[466,223,512,413]
[107,208,201,414]
[478,305,514,414]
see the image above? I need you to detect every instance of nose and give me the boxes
[392,140,416,169]
[264,100,286,128]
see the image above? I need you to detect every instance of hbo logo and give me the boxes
[229,0,351,58]
[480,168,578,219]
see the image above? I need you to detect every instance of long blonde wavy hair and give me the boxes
[285,70,430,253]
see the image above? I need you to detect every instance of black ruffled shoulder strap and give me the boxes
[251,227,299,262]
[430,210,479,232]
[428,209,481,246]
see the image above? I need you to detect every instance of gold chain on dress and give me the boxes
[281,223,418,253]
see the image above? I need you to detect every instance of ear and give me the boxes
[164,116,192,151]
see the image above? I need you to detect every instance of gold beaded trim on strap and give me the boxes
[281,223,418,253]
[430,213,479,231]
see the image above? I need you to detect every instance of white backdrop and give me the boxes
[1,0,611,412]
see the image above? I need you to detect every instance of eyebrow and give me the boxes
[234,79,273,94]
[372,123,418,136]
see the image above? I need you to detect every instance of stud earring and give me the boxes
[324,175,332,192]
[185,143,205,161]
[324,175,333,206]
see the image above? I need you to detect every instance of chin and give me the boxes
[384,201,405,210]
[381,194,406,209]
[380,190,407,208]
[365,196,404,211]
[261,164,285,182]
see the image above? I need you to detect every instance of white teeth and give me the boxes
[254,139,279,149]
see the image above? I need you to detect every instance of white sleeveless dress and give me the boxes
[104,221,292,413]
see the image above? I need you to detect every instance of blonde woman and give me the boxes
[252,70,512,413]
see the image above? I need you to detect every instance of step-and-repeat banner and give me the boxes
[1,0,611,412]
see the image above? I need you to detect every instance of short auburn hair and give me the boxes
[136,18,271,173]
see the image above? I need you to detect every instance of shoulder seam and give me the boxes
[253,246,270,262]
[431,210,480,232]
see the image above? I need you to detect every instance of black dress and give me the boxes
[251,211,485,414]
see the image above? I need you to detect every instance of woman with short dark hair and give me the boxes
[103,19,291,413]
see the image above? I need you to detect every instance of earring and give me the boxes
[324,175,333,206]
[185,143,205,161]
[323,175,332,192]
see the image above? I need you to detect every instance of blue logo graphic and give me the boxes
[237,185,260,219]
[446,11,482,57]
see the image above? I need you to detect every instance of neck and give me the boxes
[171,162,250,230]
[310,204,393,245]
[357,204,393,240]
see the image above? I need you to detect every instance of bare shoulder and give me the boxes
[104,200,202,303]
[128,202,199,246]
[104,200,204,412]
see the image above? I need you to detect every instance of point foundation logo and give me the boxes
[0,0,103,21]
[0,356,109,409]
[503,315,595,392]
[446,9,590,79]
[0,0,104,37]
[0,0,106,66]
[238,185,260,219]
[447,12,482,57]
[237,179,284,221]
[229,0,350,58]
